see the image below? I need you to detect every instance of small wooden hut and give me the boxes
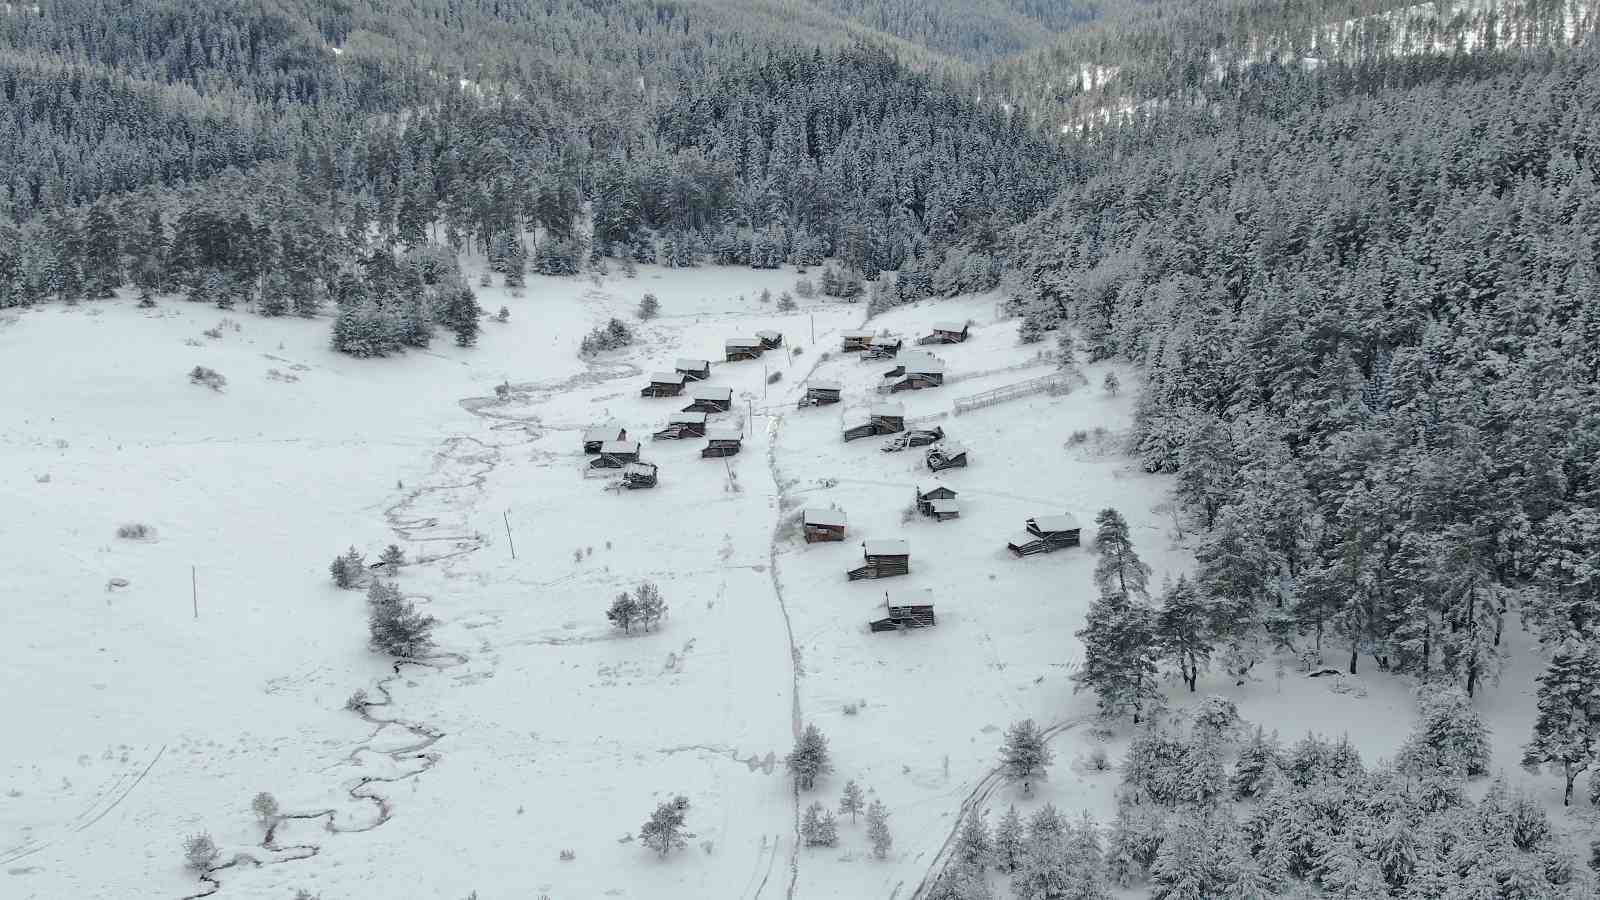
[880,426,943,452]
[919,322,971,345]
[847,539,910,581]
[869,588,937,632]
[916,485,959,517]
[1007,513,1083,556]
[653,411,707,440]
[725,337,764,362]
[802,508,847,543]
[841,330,876,353]
[588,440,642,469]
[801,379,842,407]
[675,358,712,381]
[621,462,658,489]
[865,336,904,360]
[926,442,968,471]
[583,424,627,454]
[640,371,687,398]
[683,385,734,413]
[881,356,945,392]
[842,402,906,442]
[700,425,744,458]
[756,329,783,350]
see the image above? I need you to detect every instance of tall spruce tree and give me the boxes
[1522,633,1600,805]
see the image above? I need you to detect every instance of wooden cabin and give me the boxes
[588,440,642,469]
[919,321,971,345]
[926,442,968,472]
[842,402,906,442]
[640,371,687,398]
[700,425,744,458]
[916,485,959,516]
[868,588,937,633]
[756,330,783,350]
[881,355,945,392]
[881,426,943,452]
[801,379,842,407]
[621,462,658,489]
[802,508,848,543]
[653,411,708,440]
[683,385,734,413]
[583,424,628,454]
[675,358,712,381]
[847,539,910,581]
[841,330,876,353]
[725,337,764,362]
[927,499,961,521]
[865,336,904,360]
[1007,513,1083,556]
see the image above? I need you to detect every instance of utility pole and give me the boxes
[810,314,815,345]
[503,509,518,560]
[191,565,198,620]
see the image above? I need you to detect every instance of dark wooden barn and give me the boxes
[847,539,910,580]
[841,330,876,353]
[675,358,712,381]
[1007,513,1083,556]
[621,462,658,489]
[756,329,783,350]
[588,439,642,469]
[725,337,764,361]
[916,485,959,516]
[700,425,744,458]
[640,371,687,397]
[653,411,708,440]
[683,385,734,413]
[926,442,968,472]
[918,321,971,345]
[868,588,937,632]
[583,424,627,454]
[803,507,848,543]
[842,402,906,442]
[881,355,945,392]
[865,336,904,360]
[801,379,842,407]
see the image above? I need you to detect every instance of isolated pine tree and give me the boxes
[1074,588,1160,722]
[1522,634,1600,805]
[838,780,865,824]
[801,801,838,847]
[1156,576,1213,692]
[786,724,832,790]
[637,292,660,320]
[607,592,639,634]
[999,719,1053,794]
[330,546,364,588]
[380,544,406,569]
[866,799,892,859]
[635,582,667,631]
[367,579,435,658]
[639,795,689,856]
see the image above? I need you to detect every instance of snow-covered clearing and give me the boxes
[0,261,1578,899]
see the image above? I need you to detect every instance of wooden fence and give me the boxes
[953,373,1073,415]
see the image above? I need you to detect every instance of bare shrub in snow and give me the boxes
[203,326,223,339]
[573,547,583,563]
[1068,430,1089,446]
[559,849,575,861]
[639,795,690,856]
[116,522,153,539]
[182,832,219,871]
[189,366,226,390]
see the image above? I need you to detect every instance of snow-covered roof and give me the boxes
[804,508,847,527]
[933,321,966,333]
[692,385,733,401]
[670,411,708,425]
[600,440,640,454]
[906,359,946,375]
[726,337,761,347]
[1009,532,1043,548]
[675,358,709,369]
[869,335,902,346]
[1032,513,1081,533]
[935,441,966,455]
[808,379,841,392]
[930,499,960,513]
[756,329,782,340]
[842,330,876,339]
[706,426,743,442]
[869,402,904,417]
[865,539,909,556]
[650,371,686,384]
[622,462,656,476]
[886,587,934,607]
[584,425,624,442]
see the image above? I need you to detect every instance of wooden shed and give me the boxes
[640,371,687,398]
[588,440,642,469]
[869,588,937,632]
[881,356,945,392]
[653,411,708,440]
[847,539,910,581]
[841,330,876,353]
[803,508,848,543]
[683,385,734,413]
[756,329,783,350]
[621,462,658,489]
[675,358,712,381]
[700,425,744,458]
[927,442,968,472]
[583,424,628,454]
[842,402,906,442]
[801,379,842,407]
[865,336,904,360]
[725,337,764,362]
[916,485,959,516]
[1007,513,1083,556]
[919,321,971,345]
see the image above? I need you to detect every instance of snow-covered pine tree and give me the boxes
[380,544,406,569]
[1073,587,1160,722]
[1231,727,1284,799]
[998,718,1053,794]
[1105,801,1163,887]
[639,795,689,856]
[1155,576,1213,692]
[366,579,435,658]
[1093,508,1151,600]
[443,287,481,347]
[635,581,666,631]
[1400,687,1490,778]
[330,546,364,588]
[1522,633,1600,805]
[607,592,639,634]
[866,799,892,859]
[838,780,864,824]
[994,805,1025,872]
[786,724,832,790]
[954,808,991,868]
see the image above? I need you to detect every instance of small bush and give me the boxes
[183,832,220,871]
[1103,371,1121,396]
[479,272,492,287]
[791,346,803,357]
[819,351,830,362]
[251,791,280,825]
[638,293,660,320]
[189,366,226,391]
[767,371,782,385]
[345,689,368,710]
[759,288,772,304]
[580,318,635,355]
[559,849,576,861]
[1067,430,1089,446]
[777,291,797,312]
[794,277,817,299]
[203,326,223,339]
[495,382,510,399]
[497,306,510,322]
[1087,747,1110,771]
[116,522,153,540]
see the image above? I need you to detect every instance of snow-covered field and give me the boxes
[0,261,1576,899]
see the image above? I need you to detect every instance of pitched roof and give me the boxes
[691,385,733,401]
[756,329,782,340]
[808,379,841,391]
[706,425,743,442]
[1031,513,1081,533]
[600,440,640,454]
[933,321,966,333]
[726,337,762,347]
[1009,532,1043,548]
[934,441,966,455]
[804,508,847,527]
[886,587,935,608]
[675,358,709,370]
[583,424,624,442]
[869,335,902,345]
[669,411,708,425]
[930,499,960,514]
[622,462,656,477]
[649,371,686,384]
[864,539,909,556]
[869,402,905,417]
[842,330,876,339]
[906,359,946,375]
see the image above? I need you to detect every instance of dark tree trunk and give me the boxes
[1349,642,1358,675]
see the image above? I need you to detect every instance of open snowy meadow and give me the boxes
[0,260,1581,899]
